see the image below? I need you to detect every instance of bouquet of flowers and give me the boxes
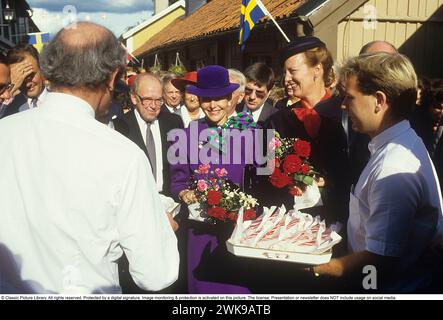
[188,164,259,224]
[268,132,321,197]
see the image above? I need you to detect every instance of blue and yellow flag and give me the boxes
[28,32,50,53]
[239,0,267,50]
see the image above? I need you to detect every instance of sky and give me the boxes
[27,0,155,38]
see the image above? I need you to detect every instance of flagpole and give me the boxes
[256,0,290,43]
[120,42,141,64]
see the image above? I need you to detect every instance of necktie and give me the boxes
[173,106,182,117]
[31,98,38,109]
[145,122,157,180]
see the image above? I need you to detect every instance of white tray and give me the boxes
[226,239,332,265]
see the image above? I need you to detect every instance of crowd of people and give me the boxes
[0,22,442,294]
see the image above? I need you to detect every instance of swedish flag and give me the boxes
[28,32,50,53]
[239,0,267,50]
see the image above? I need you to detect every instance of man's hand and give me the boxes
[166,212,179,232]
[10,62,34,96]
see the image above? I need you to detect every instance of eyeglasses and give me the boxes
[0,83,13,95]
[244,87,267,99]
[135,93,163,106]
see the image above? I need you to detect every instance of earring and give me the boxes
[313,76,317,82]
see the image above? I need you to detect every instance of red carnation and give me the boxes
[208,206,227,221]
[282,154,302,174]
[244,209,257,221]
[207,190,222,205]
[293,140,311,158]
[301,164,310,175]
[270,168,291,188]
[289,186,303,196]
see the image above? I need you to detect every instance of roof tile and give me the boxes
[134,0,304,56]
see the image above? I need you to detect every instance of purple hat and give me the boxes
[187,65,240,98]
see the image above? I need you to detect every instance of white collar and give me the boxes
[227,111,238,119]
[165,103,182,112]
[43,92,96,118]
[244,102,264,113]
[135,108,158,128]
[27,87,48,107]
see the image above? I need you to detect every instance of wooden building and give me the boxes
[134,0,443,77]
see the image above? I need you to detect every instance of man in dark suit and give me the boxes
[113,72,185,294]
[238,62,277,126]
[114,73,184,197]
[2,44,47,118]
[160,73,184,117]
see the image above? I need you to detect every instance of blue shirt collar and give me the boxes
[368,120,411,155]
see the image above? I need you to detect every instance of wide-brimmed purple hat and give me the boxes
[187,65,240,98]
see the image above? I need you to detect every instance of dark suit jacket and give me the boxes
[161,103,183,114]
[274,97,290,111]
[161,103,170,114]
[235,100,278,126]
[113,110,184,196]
[1,94,28,119]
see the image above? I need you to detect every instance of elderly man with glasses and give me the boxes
[113,72,185,294]
[114,73,184,197]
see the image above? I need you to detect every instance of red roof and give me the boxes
[134,0,305,56]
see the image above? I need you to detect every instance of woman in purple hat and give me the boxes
[169,65,259,294]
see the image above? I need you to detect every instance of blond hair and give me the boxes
[304,46,335,88]
[340,52,418,119]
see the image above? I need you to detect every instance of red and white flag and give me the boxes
[121,42,140,65]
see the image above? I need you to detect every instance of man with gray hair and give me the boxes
[311,53,442,292]
[161,73,184,116]
[228,68,246,117]
[0,22,179,294]
[114,72,184,197]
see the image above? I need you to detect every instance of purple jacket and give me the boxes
[169,119,261,200]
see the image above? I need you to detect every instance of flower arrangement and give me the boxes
[189,164,259,224]
[268,132,321,196]
[168,63,186,77]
